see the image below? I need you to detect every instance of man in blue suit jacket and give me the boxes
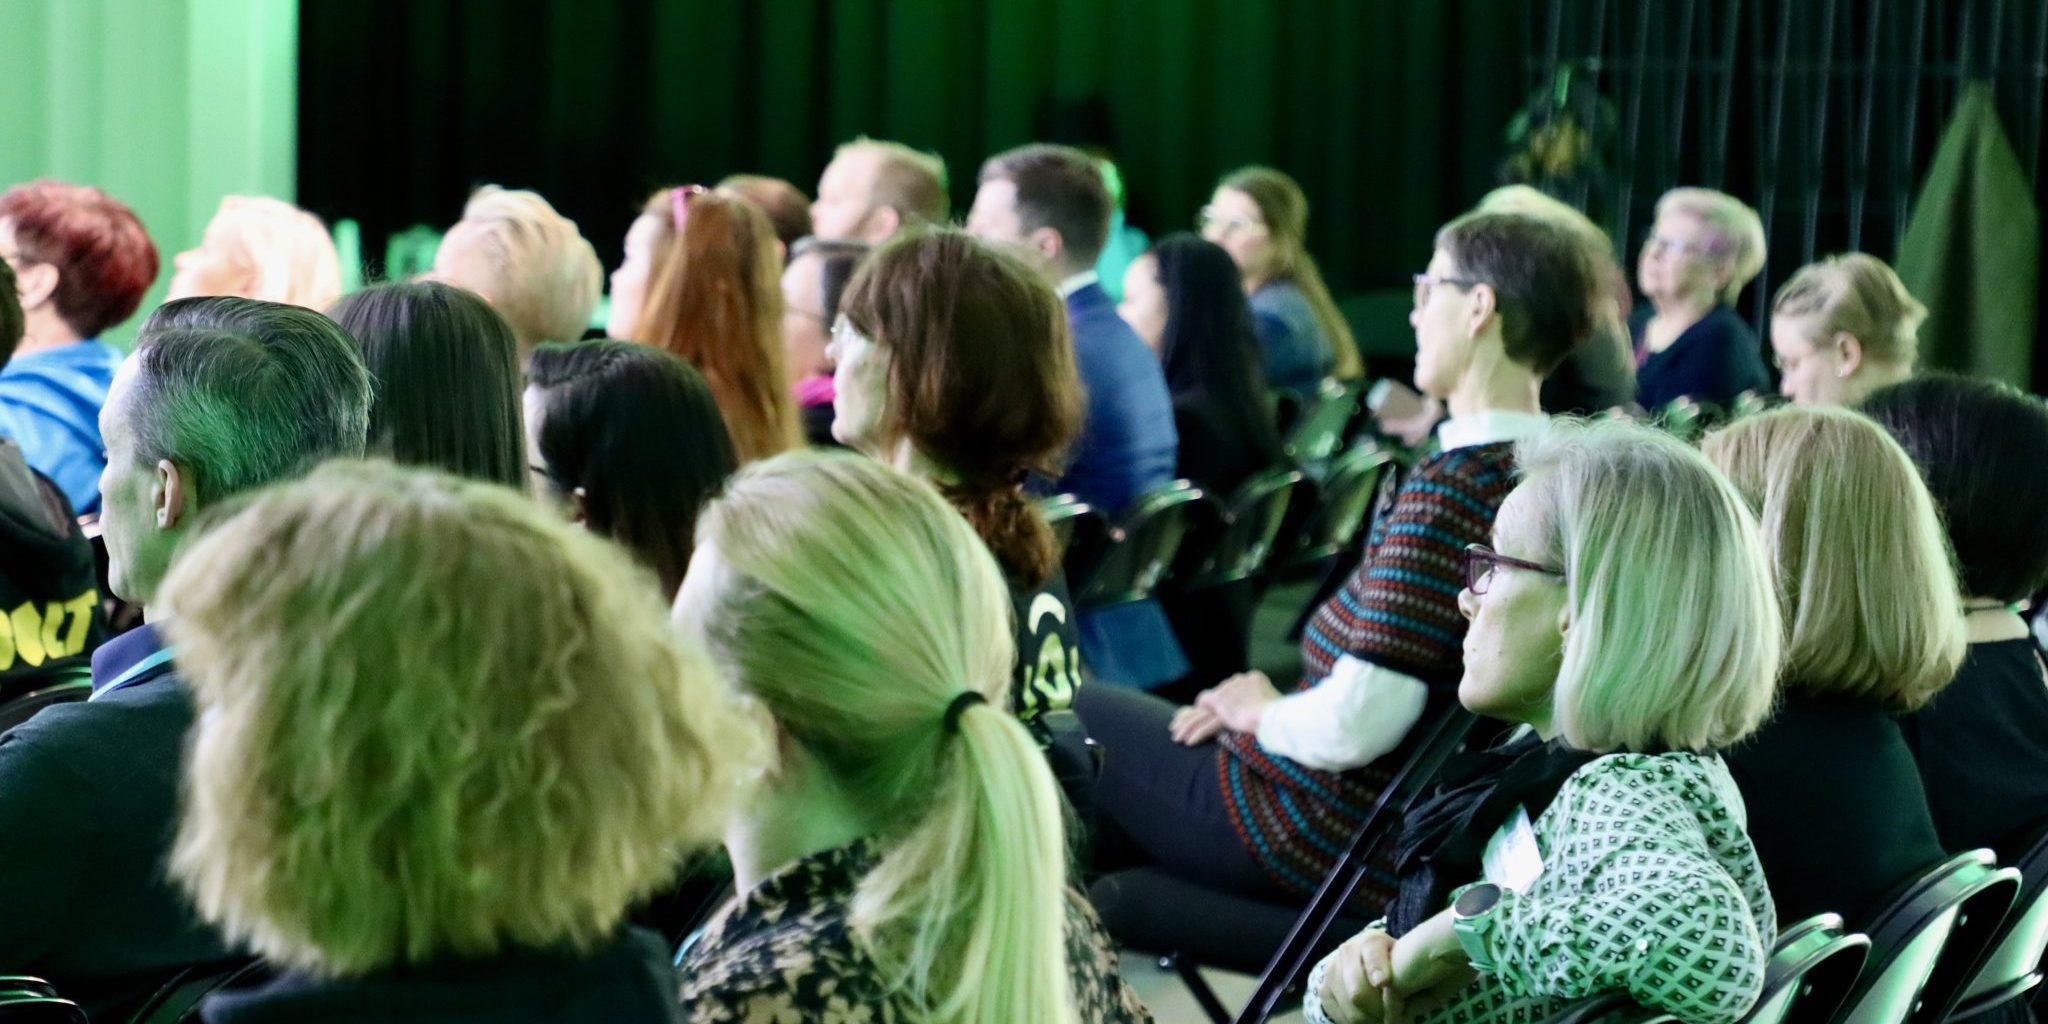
[969,144,1185,688]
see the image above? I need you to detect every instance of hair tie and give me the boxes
[943,691,987,733]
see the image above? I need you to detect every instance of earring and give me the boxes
[1836,367,1851,379]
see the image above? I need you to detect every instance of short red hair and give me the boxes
[0,179,159,338]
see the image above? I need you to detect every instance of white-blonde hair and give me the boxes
[674,450,1075,1024]
[1771,252,1928,367]
[1514,418,1782,752]
[1657,186,1769,305]
[434,185,601,350]
[1703,406,1966,711]
[201,195,343,310]
[160,459,749,976]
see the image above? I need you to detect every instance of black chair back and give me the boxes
[1274,446,1392,577]
[128,959,269,1024]
[1285,378,1365,465]
[1073,481,1206,608]
[1178,469,1306,591]
[1039,494,1094,553]
[1942,829,2048,1021]
[0,998,87,1024]
[1835,850,2020,1024]
[0,675,91,736]
[1744,914,1870,1024]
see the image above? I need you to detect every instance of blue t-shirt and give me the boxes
[1249,281,1334,398]
[0,340,123,515]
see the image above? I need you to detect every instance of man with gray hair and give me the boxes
[0,296,371,1019]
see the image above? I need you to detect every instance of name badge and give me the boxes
[1481,805,1545,893]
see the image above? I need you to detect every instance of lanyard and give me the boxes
[88,646,177,702]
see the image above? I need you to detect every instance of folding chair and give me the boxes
[1832,850,2019,1024]
[1285,378,1367,466]
[1943,828,2048,1021]
[127,959,268,1024]
[1072,481,1207,609]
[1742,914,1870,1024]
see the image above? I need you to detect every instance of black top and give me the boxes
[1901,639,2048,859]
[0,625,236,1020]
[202,928,684,1024]
[1174,397,1281,502]
[1540,320,1638,415]
[0,438,103,700]
[1011,568,1083,730]
[1724,693,1950,926]
[798,398,838,449]
[1631,305,1771,411]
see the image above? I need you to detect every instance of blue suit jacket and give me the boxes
[1056,283,1178,516]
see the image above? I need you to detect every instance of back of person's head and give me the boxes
[635,189,798,462]
[328,281,524,489]
[1147,233,1282,457]
[838,228,1082,586]
[976,144,1113,272]
[432,185,601,352]
[527,339,738,599]
[171,196,343,310]
[0,178,159,339]
[1864,374,2048,606]
[1513,418,1780,751]
[161,459,745,976]
[1215,166,1356,367]
[717,174,814,253]
[0,259,21,367]
[1703,406,1966,711]
[1772,253,1927,368]
[1655,187,1769,306]
[838,137,950,228]
[1434,210,1599,374]
[675,451,1076,1024]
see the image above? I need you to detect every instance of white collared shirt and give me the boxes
[1435,409,1550,452]
[1057,270,1100,299]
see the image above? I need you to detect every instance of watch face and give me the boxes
[1456,883,1502,918]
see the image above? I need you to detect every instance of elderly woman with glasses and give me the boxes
[1632,187,1772,412]
[1308,419,1781,1024]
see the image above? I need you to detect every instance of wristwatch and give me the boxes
[1451,882,1504,972]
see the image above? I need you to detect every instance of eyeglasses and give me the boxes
[1464,544,1564,595]
[1641,233,1721,261]
[670,184,710,233]
[785,305,831,325]
[1412,273,1483,309]
[1197,206,1265,236]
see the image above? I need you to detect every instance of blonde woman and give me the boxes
[158,459,745,1023]
[1633,187,1771,410]
[1311,419,1779,1024]
[1201,166,1362,391]
[672,451,1151,1024]
[1705,407,1965,925]
[168,196,343,310]
[431,185,603,357]
[1767,253,1926,406]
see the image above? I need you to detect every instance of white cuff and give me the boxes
[1254,655,1430,772]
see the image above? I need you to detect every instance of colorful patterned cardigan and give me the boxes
[1216,441,1521,901]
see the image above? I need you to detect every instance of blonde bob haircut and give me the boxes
[200,195,343,310]
[160,459,749,976]
[674,450,1078,1024]
[434,185,602,352]
[1657,186,1769,306]
[1514,418,1782,752]
[1771,252,1928,367]
[1703,406,1966,712]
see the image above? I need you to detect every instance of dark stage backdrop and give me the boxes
[297,0,1526,312]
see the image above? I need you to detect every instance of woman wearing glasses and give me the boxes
[1310,419,1780,1024]
[1632,187,1772,412]
[1199,166,1361,394]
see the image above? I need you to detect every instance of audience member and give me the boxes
[526,340,738,601]
[157,460,741,1023]
[1704,406,1963,925]
[717,173,814,255]
[0,258,104,700]
[810,137,949,244]
[672,451,1152,1024]
[1118,233,1283,498]
[1632,187,1770,411]
[168,195,343,310]
[1770,253,1925,407]
[1308,419,1778,1024]
[969,143,1183,689]
[0,180,159,513]
[781,236,867,446]
[609,187,798,462]
[833,229,1086,735]
[1201,167,1362,392]
[1867,376,2048,859]
[329,281,525,488]
[1474,185,1636,414]
[430,185,601,356]
[1075,211,1595,905]
[0,297,371,1019]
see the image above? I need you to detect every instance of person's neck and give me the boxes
[14,312,84,357]
[1964,598,2030,644]
[1841,361,1912,406]
[1649,291,1717,331]
[888,440,958,488]
[724,752,878,895]
[1445,343,1542,421]
[1239,271,1269,297]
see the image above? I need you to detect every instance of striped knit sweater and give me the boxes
[1217,442,1521,901]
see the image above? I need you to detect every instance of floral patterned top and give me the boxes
[1304,752,1775,1024]
[677,840,1155,1023]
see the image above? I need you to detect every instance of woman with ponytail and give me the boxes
[673,451,1151,1023]
[828,227,1088,734]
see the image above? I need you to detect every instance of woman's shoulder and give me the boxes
[1558,750,1743,818]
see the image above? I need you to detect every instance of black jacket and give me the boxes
[0,437,103,700]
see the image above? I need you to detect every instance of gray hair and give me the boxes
[128,297,372,502]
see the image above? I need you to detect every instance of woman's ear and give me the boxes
[1833,332,1865,377]
[1466,283,1499,341]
